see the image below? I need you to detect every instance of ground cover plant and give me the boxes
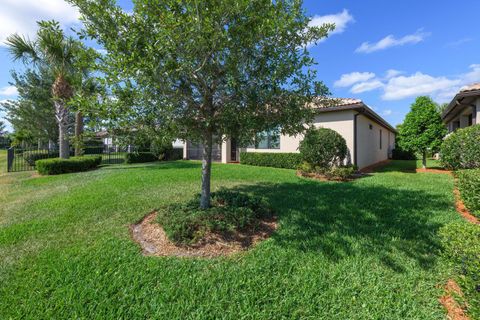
[0,159,470,318]
[157,189,273,244]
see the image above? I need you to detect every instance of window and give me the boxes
[468,114,473,126]
[379,129,382,149]
[251,128,280,149]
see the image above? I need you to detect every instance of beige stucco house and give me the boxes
[442,83,480,132]
[183,99,396,170]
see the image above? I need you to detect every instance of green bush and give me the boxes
[24,151,59,166]
[297,161,355,181]
[441,125,480,170]
[35,156,102,175]
[240,152,302,169]
[150,140,174,160]
[456,169,480,217]
[157,189,273,244]
[440,222,480,318]
[299,128,348,169]
[167,148,184,160]
[125,152,158,164]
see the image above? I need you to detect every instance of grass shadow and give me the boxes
[232,179,450,271]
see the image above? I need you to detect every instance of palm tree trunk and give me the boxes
[75,111,83,156]
[55,101,69,159]
[200,133,213,209]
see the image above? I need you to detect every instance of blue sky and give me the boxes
[1,0,479,131]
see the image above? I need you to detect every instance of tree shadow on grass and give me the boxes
[232,180,450,272]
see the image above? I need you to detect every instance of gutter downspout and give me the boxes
[353,113,359,167]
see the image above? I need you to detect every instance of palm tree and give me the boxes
[5,21,82,159]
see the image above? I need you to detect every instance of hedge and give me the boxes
[456,169,480,218]
[36,156,102,175]
[240,152,302,169]
[440,222,480,318]
[125,152,158,164]
[24,151,59,166]
[299,127,348,168]
[441,124,480,170]
[166,148,183,160]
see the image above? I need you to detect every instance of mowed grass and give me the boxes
[0,160,462,319]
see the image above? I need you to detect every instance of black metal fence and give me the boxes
[7,145,135,173]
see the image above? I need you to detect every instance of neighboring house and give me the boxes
[442,83,480,132]
[183,98,397,170]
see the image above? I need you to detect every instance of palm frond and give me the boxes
[4,34,39,64]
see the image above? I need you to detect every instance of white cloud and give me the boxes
[382,72,460,100]
[0,86,18,96]
[308,9,354,45]
[446,37,473,47]
[350,80,384,94]
[334,64,480,103]
[0,0,80,46]
[385,69,403,79]
[334,72,375,87]
[355,30,429,53]
[381,109,393,116]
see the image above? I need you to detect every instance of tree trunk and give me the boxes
[75,111,84,156]
[200,133,213,209]
[55,101,70,159]
[422,150,427,169]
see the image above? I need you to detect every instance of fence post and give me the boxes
[7,147,14,172]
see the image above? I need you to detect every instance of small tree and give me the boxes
[398,96,447,168]
[72,0,333,208]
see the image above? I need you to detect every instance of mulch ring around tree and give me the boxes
[130,212,278,258]
[296,170,367,182]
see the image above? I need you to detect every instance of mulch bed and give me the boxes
[130,212,278,258]
[296,170,366,182]
[439,279,470,320]
[415,168,452,174]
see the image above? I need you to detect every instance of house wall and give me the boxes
[244,110,356,164]
[476,98,480,124]
[356,114,395,169]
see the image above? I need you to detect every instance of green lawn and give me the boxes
[0,160,463,319]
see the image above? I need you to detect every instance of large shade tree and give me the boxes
[71,0,332,208]
[5,21,94,158]
[398,96,447,168]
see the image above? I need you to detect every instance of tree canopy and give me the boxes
[1,68,58,145]
[398,96,447,168]
[71,0,333,208]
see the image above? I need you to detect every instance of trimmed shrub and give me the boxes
[456,169,480,217]
[24,151,59,166]
[157,189,273,244]
[440,222,480,318]
[391,148,416,160]
[440,125,480,170]
[125,152,157,164]
[299,128,348,169]
[36,156,102,175]
[240,152,302,169]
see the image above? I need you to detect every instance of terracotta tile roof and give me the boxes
[312,97,362,109]
[460,83,480,93]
